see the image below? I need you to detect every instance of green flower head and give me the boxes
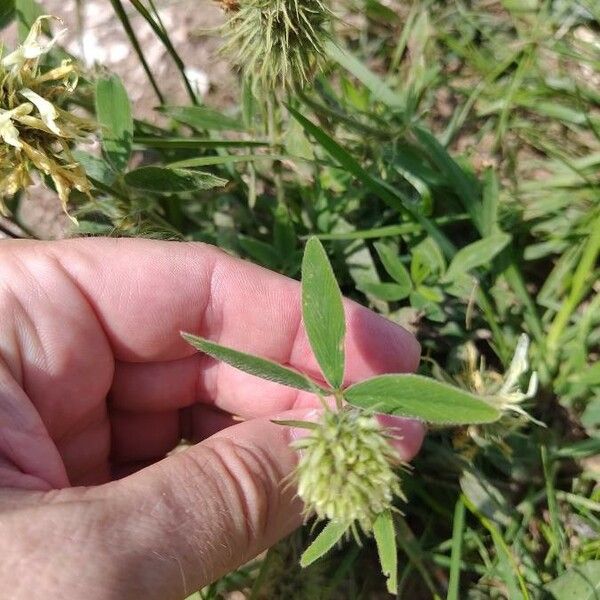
[292,408,406,537]
[220,0,332,95]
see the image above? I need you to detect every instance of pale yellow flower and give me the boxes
[0,15,95,217]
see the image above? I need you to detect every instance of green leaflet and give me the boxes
[373,511,398,594]
[95,74,133,172]
[300,521,347,568]
[345,374,500,424]
[182,333,329,394]
[302,237,346,390]
[124,167,227,193]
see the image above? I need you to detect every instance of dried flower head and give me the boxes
[220,0,332,94]
[448,334,540,456]
[292,408,405,537]
[0,16,96,217]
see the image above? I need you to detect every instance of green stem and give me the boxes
[447,497,466,600]
[267,94,285,207]
[541,446,567,573]
[129,0,198,105]
[546,212,600,368]
[109,0,165,103]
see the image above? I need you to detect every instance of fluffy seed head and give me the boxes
[292,408,405,535]
[0,16,96,217]
[220,0,331,94]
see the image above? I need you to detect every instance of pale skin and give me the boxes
[0,238,424,599]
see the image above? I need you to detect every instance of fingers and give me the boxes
[109,310,420,413]
[376,415,427,462]
[104,410,308,597]
[0,409,426,598]
[44,237,419,373]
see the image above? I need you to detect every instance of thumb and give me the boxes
[104,409,312,598]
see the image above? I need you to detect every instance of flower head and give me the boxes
[219,0,332,95]
[447,334,541,456]
[292,408,405,537]
[0,16,96,218]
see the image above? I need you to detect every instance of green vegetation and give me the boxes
[1,0,599,597]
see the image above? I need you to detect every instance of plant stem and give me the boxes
[447,496,466,600]
[129,0,199,105]
[109,0,165,103]
[267,94,286,207]
[546,211,600,369]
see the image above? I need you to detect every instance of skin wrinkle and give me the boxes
[184,443,253,554]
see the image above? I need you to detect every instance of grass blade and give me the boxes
[447,497,466,600]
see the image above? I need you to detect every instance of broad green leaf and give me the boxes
[460,469,514,527]
[158,105,245,131]
[444,233,511,283]
[95,75,133,172]
[326,41,403,110]
[300,521,347,568]
[374,242,412,289]
[344,374,500,424]
[124,167,227,193]
[302,237,346,389]
[359,282,410,302]
[181,333,329,394]
[545,561,600,600]
[581,397,600,437]
[238,236,279,270]
[373,511,398,594]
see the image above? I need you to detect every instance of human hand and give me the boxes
[0,238,424,599]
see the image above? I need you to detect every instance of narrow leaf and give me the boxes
[182,333,328,394]
[374,242,412,288]
[124,167,227,193]
[358,282,410,302]
[302,237,346,389]
[288,105,456,258]
[134,137,268,149]
[444,233,511,282]
[373,511,398,594]
[300,521,347,568]
[270,420,318,430]
[158,105,245,131]
[447,497,466,600]
[345,374,500,424]
[326,41,403,109]
[95,74,133,172]
[168,154,281,169]
[414,127,483,232]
